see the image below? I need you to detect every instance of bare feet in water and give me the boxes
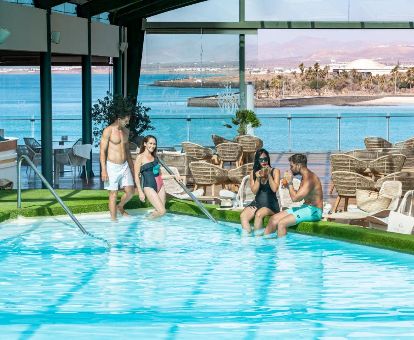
[117,205,130,217]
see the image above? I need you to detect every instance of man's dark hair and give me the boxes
[289,153,307,166]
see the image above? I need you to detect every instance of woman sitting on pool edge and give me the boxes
[240,148,280,234]
[134,135,166,218]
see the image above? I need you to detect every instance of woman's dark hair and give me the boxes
[253,148,270,180]
[139,135,158,156]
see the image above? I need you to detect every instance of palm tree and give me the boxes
[391,63,400,94]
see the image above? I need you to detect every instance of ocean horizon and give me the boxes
[1,73,413,151]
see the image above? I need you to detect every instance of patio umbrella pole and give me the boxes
[158,158,217,223]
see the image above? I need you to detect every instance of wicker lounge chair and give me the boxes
[234,135,263,163]
[368,154,406,177]
[331,171,376,212]
[364,136,392,150]
[182,142,213,161]
[216,142,243,168]
[211,134,232,146]
[326,180,403,227]
[375,171,414,196]
[189,161,229,196]
[228,163,253,184]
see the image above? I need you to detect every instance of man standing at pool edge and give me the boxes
[100,112,135,221]
[264,153,323,237]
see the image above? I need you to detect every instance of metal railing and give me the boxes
[17,155,111,248]
[2,113,413,152]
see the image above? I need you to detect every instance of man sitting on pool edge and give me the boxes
[264,153,323,237]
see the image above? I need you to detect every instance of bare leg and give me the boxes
[253,207,276,231]
[276,214,298,237]
[109,190,118,221]
[240,206,257,233]
[118,185,134,216]
[158,186,166,206]
[144,187,166,218]
[264,210,289,235]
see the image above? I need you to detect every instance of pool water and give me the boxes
[1,211,414,339]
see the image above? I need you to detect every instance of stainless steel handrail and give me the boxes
[17,155,111,248]
[158,158,218,223]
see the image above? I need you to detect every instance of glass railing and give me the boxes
[1,113,413,152]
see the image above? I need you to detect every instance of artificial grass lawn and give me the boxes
[1,190,414,255]
[0,189,147,223]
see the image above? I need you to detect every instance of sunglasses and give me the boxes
[259,157,269,162]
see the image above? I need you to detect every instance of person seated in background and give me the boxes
[264,153,323,237]
[240,148,280,234]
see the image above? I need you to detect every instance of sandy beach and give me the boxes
[344,96,414,106]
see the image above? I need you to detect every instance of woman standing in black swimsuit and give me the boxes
[240,148,280,233]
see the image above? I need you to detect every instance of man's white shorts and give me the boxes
[104,161,134,191]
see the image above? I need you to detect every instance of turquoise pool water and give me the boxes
[1,212,414,339]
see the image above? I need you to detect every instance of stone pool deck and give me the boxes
[1,190,414,255]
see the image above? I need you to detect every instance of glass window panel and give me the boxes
[246,0,414,21]
[246,0,348,21]
[148,0,239,22]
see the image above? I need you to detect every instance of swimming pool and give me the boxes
[1,211,414,338]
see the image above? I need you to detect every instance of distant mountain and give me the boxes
[249,35,414,67]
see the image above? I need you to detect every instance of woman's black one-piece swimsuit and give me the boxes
[249,168,280,213]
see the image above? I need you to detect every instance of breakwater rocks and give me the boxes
[188,95,384,108]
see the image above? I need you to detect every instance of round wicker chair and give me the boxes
[393,137,414,149]
[331,171,376,212]
[330,154,368,173]
[189,161,229,196]
[234,135,263,163]
[211,134,232,146]
[368,154,406,177]
[216,142,243,168]
[375,171,414,196]
[364,137,392,150]
[181,142,213,161]
[345,149,381,161]
[228,163,253,184]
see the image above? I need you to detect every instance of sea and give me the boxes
[1,73,414,152]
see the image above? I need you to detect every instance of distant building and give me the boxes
[331,59,393,76]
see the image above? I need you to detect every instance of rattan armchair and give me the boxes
[368,154,406,177]
[364,137,392,150]
[375,171,414,196]
[345,149,381,161]
[393,136,414,149]
[234,135,263,163]
[189,161,229,196]
[216,142,243,168]
[330,154,368,173]
[331,171,376,212]
[228,163,253,184]
[182,142,213,161]
[211,134,232,146]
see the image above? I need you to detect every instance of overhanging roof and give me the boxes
[75,0,208,24]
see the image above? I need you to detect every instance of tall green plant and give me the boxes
[230,109,261,135]
[92,92,154,146]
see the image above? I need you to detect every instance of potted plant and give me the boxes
[92,92,154,147]
[228,109,261,135]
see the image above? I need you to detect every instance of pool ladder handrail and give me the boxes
[158,158,218,223]
[17,155,111,247]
